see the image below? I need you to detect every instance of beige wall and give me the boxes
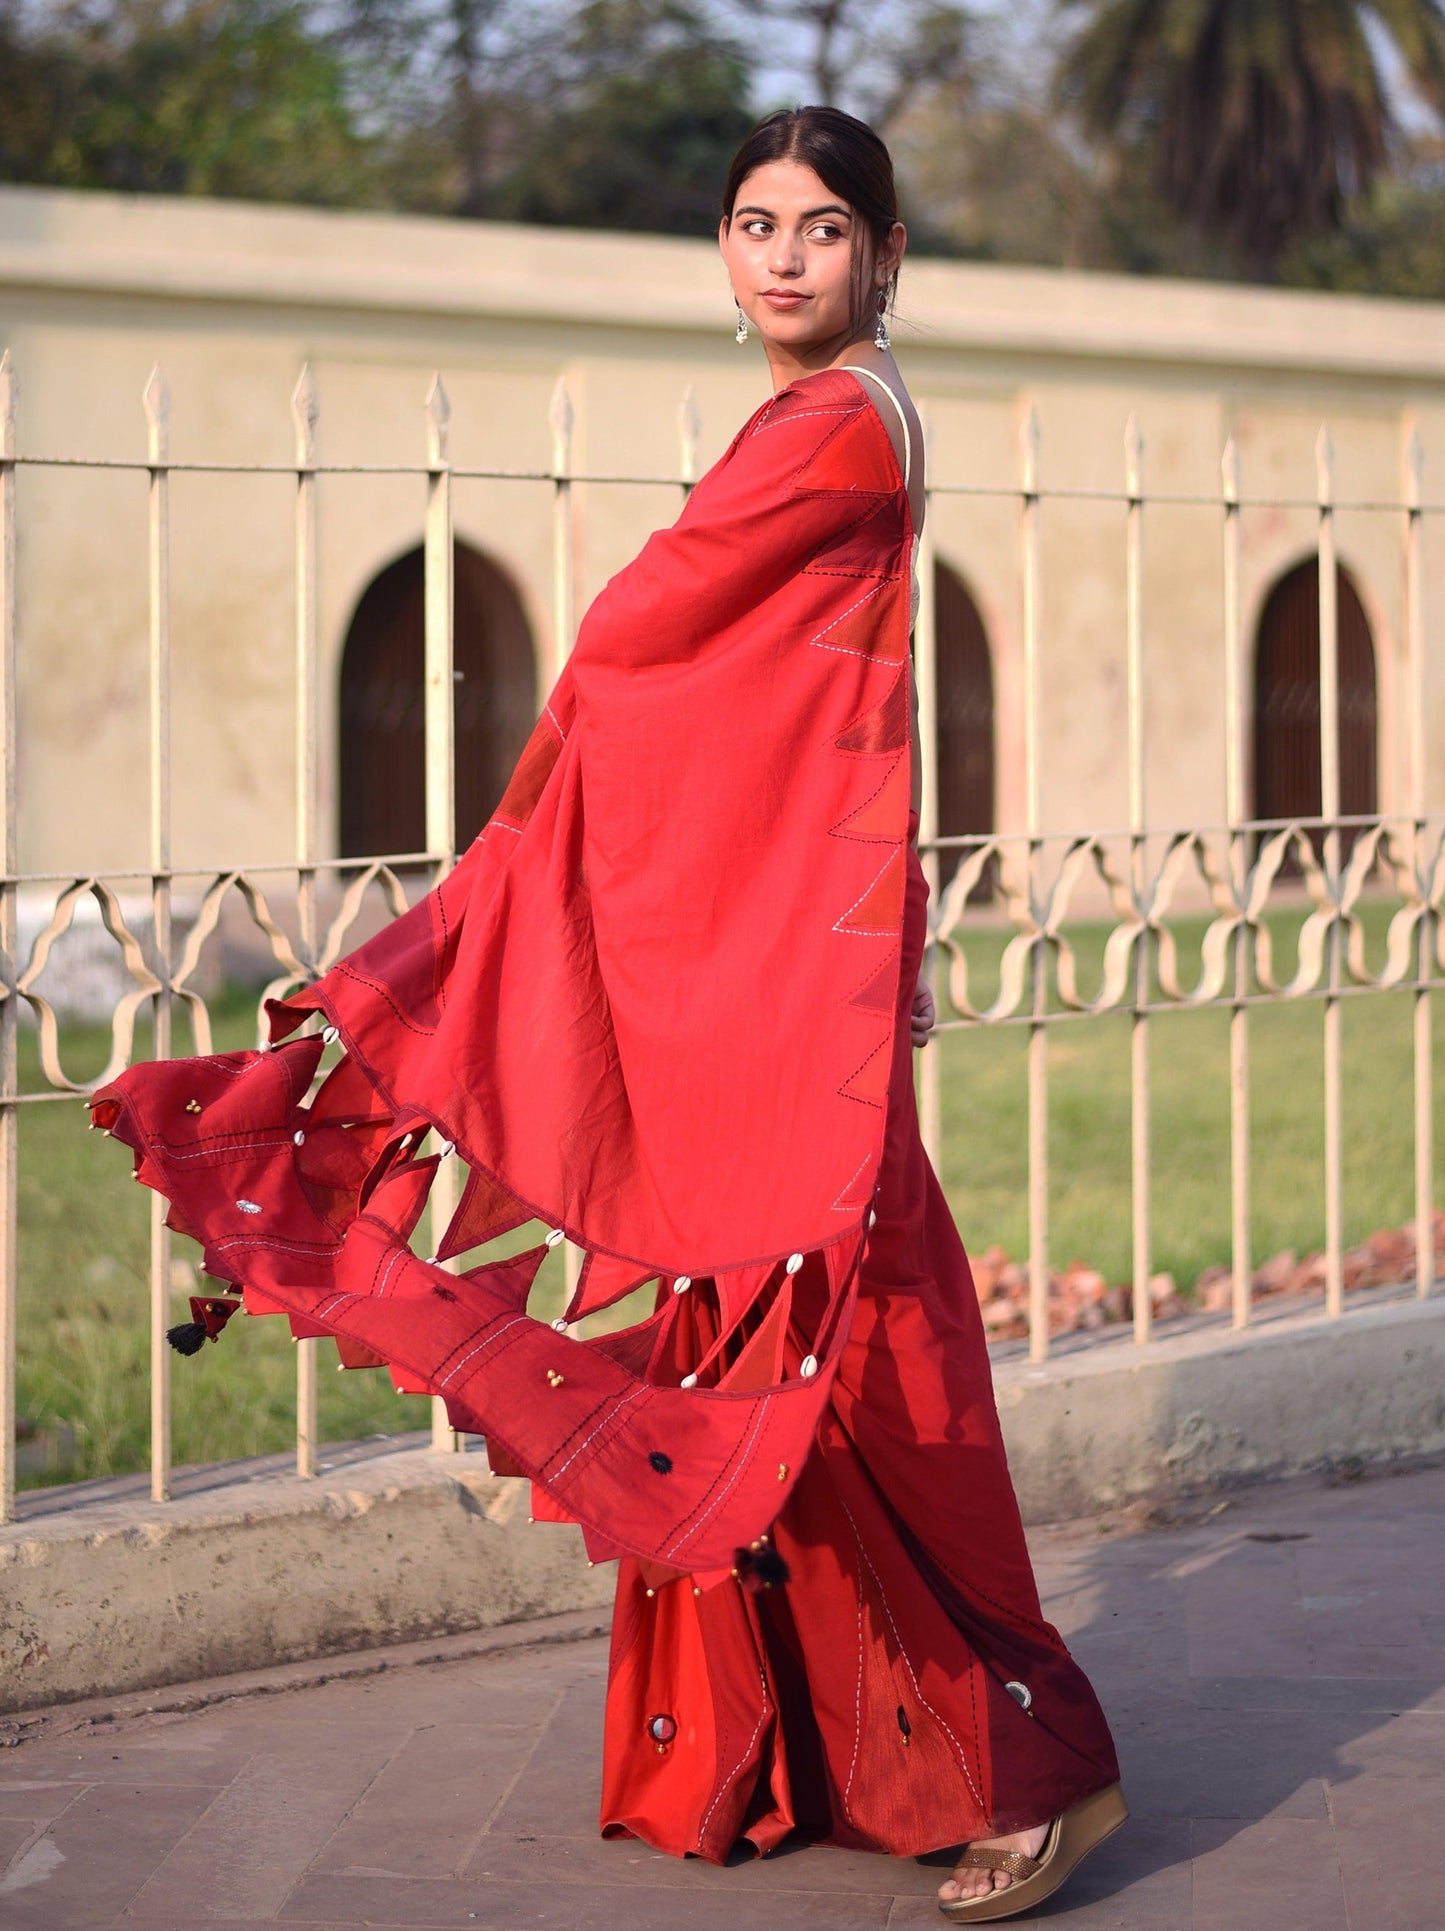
[2,184,1443,883]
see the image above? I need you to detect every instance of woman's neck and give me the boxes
[764,334,891,393]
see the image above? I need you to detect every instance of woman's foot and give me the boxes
[937,1824,1050,1905]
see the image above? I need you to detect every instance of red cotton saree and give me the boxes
[93,365,1119,1862]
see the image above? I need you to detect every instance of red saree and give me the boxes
[93,366,1118,1859]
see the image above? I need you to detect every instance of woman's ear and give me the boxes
[718,216,731,260]
[882,220,907,284]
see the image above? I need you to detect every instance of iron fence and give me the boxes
[0,351,1439,1524]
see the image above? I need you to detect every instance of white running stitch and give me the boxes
[212,1233,340,1256]
[544,701,567,741]
[664,1398,768,1561]
[312,1291,356,1323]
[697,1625,771,1847]
[751,404,856,437]
[488,820,523,835]
[374,1246,406,1300]
[831,850,900,935]
[811,636,895,661]
[841,1515,868,1826]
[836,1491,985,1809]
[549,1385,648,1483]
[163,1135,291,1162]
[806,582,884,652]
[831,1152,871,1214]
[437,1315,530,1388]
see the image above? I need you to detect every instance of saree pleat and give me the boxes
[600,839,1119,1861]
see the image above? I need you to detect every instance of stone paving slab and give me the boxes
[1,1461,1441,1929]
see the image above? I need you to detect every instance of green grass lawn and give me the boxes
[15,898,1441,1489]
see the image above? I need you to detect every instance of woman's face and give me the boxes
[719,159,894,357]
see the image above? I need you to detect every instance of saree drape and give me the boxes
[92,367,917,1573]
[92,364,1119,1858]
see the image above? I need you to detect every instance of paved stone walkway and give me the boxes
[2,1461,1440,1929]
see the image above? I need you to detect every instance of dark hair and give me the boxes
[721,107,899,340]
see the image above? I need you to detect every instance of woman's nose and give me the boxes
[769,236,804,277]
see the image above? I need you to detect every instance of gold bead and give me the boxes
[777,1462,789,1481]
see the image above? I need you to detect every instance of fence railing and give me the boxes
[0,350,1440,1524]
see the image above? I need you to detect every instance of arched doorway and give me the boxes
[1253,558,1377,867]
[933,561,995,897]
[339,542,537,859]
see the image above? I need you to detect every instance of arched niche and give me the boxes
[934,559,996,897]
[339,541,537,860]
[1253,556,1377,866]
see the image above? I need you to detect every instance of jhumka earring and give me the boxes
[874,290,891,353]
[735,302,749,344]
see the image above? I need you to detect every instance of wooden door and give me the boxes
[339,543,536,860]
[933,562,995,898]
[1254,559,1376,867]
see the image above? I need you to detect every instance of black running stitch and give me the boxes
[828,757,907,844]
[835,1037,889,1110]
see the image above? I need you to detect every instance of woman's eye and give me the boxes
[742,219,772,237]
[809,224,845,242]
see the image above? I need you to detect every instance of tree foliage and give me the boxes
[4,0,1445,296]
[492,0,756,232]
[1053,0,1445,278]
[1,0,373,203]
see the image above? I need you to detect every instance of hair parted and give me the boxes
[722,106,900,340]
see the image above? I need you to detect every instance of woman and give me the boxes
[92,107,1123,1925]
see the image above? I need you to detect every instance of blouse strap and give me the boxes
[840,364,912,489]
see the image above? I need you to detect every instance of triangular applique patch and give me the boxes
[835,666,909,753]
[838,1038,891,1108]
[834,848,906,936]
[792,397,901,498]
[831,752,909,842]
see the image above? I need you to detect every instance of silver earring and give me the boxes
[874,290,890,353]
[735,302,748,344]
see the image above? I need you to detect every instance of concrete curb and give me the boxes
[0,1605,610,1748]
[0,1442,612,1716]
[4,1292,1441,1715]
[995,1292,1445,1519]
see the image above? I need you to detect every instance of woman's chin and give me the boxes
[756,319,849,358]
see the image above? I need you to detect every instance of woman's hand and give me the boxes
[910,973,936,1049]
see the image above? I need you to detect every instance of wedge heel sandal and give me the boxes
[937,1781,1129,1922]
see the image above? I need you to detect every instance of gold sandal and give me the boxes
[936,1781,1129,1922]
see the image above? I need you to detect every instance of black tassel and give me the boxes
[734,1542,791,1591]
[165,1321,208,1357]
[752,1546,790,1588]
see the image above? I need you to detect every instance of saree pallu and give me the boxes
[90,365,1117,1860]
[602,828,1119,1860]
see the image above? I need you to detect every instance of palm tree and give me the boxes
[1054,0,1445,278]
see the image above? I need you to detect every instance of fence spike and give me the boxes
[291,364,318,467]
[0,349,14,459]
[142,365,169,463]
[1124,412,1143,496]
[1404,419,1423,510]
[1221,433,1239,505]
[1019,400,1040,493]
[550,376,575,477]
[1315,424,1334,506]
[426,373,450,467]
[677,384,701,485]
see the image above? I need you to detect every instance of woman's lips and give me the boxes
[760,291,809,310]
